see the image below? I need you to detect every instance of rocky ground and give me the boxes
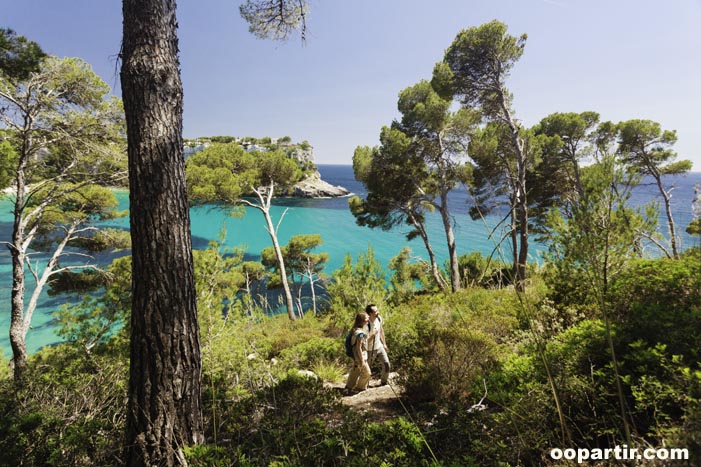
[291,171,351,198]
[325,372,405,422]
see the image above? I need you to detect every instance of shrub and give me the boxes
[456,251,512,288]
[0,344,127,467]
[312,360,346,383]
[278,336,342,369]
[326,247,388,318]
[0,352,9,381]
[610,252,701,363]
[211,371,366,466]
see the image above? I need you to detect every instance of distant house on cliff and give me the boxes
[183,141,210,159]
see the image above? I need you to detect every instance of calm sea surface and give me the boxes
[1,165,700,356]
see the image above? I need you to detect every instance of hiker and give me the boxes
[344,312,373,393]
[366,304,390,386]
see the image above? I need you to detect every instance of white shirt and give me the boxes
[366,316,384,351]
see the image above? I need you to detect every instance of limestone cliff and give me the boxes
[290,170,350,198]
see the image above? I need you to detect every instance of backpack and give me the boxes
[344,331,355,358]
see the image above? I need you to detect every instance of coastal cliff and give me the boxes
[289,170,350,198]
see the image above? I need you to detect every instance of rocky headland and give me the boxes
[289,170,350,198]
[185,136,351,199]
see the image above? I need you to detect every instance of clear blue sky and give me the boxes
[5,0,701,169]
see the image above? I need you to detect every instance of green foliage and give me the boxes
[352,77,478,291]
[617,119,690,257]
[617,119,686,175]
[688,219,701,236]
[278,336,342,369]
[256,149,303,188]
[0,344,127,467]
[184,445,232,467]
[261,233,328,316]
[388,247,429,303]
[609,252,701,362]
[392,289,520,402]
[64,227,131,253]
[262,233,328,287]
[195,371,440,466]
[350,130,426,233]
[326,246,388,316]
[6,246,701,466]
[311,359,345,384]
[465,121,516,218]
[2,53,127,374]
[209,135,236,143]
[456,251,512,288]
[529,111,601,229]
[443,19,526,114]
[403,326,498,403]
[240,0,308,41]
[0,28,46,80]
[0,352,9,381]
[28,183,125,246]
[361,418,435,467]
[215,371,351,466]
[54,256,132,351]
[543,155,655,311]
[0,139,18,191]
[186,142,256,204]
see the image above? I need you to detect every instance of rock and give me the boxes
[291,171,351,198]
[297,369,318,380]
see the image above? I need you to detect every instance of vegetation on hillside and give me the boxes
[1,243,699,466]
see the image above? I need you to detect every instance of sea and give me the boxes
[1,165,700,358]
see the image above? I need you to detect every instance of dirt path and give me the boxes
[325,372,406,422]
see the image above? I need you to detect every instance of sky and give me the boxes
[4,0,701,169]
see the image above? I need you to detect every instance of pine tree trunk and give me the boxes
[654,173,679,259]
[408,211,448,292]
[263,208,297,320]
[500,96,529,292]
[9,235,27,381]
[7,122,40,381]
[9,120,30,380]
[439,192,461,292]
[121,1,203,465]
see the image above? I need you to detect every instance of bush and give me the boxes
[402,327,499,403]
[456,251,512,288]
[210,371,368,466]
[326,247,388,318]
[278,336,342,369]
[312,360,346,383]
[387,289,520,404]
[610,251,701,362]
[0,352,10,381]
[0,344,127,467]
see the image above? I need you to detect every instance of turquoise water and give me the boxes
[1,165,699,357]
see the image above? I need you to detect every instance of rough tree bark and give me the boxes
[121,0,203,465]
